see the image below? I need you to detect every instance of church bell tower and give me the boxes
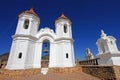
[15,8,40,36]
[55,13,72,38]
[54,13,75,67]
[6,8,40,69]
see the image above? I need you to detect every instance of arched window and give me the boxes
[24,19,29,29]
[66,53,68,58]
[18,52,22,59]
[64,24,67,33]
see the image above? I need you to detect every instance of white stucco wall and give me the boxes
[6,11,75,70]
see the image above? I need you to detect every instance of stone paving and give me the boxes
[0,72,100,80]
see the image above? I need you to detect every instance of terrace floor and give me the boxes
[0,71,100,80]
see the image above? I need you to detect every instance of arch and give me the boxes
[34,30,56,68]
[43,39,50,43]
[37,33,55,43]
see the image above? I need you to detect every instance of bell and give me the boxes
[43,47,49,53]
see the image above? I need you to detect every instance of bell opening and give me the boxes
[41,40,50,68]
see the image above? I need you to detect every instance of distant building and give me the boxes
[6,8,75,70]
[96,30,120,66]
[85,48,94,60]
[0,53,9,69]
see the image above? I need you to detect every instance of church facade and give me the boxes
[6,8,75,70]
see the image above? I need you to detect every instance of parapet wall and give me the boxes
[81,65,120,80]
[1,65,120,80]
[113,66,120,79]
[49,67,82,73]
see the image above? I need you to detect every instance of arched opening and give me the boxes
[41,40,50,68]
[110,41,113,45]
[18,52,22,59]
[24,19,29,29]
[66,53,68,58]
[64,24,67,33]
[101,43,105,53]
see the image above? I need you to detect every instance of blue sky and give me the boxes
[0,0,120,60]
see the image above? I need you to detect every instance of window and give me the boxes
[64,24,67,33]
[24,19,29,29]
[18,52,22,59]
[110,41,113,45]
[66,53,68,58]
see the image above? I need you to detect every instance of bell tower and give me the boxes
[55,13,72,38]
[53,13,75,67]
[6,8,40,69]
[15,8,40,36]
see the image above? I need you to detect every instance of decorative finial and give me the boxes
[59,13,67,18]
[101,30,107,37]
[29,8,34,13]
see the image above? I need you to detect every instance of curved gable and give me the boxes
[36,27,56,43]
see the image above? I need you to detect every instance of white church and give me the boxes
[6,8,75,70]
[6,8,120,70]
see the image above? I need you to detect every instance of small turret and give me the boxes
[97,30,119,54]
[85,48,94,60]
[96,30,120,66]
